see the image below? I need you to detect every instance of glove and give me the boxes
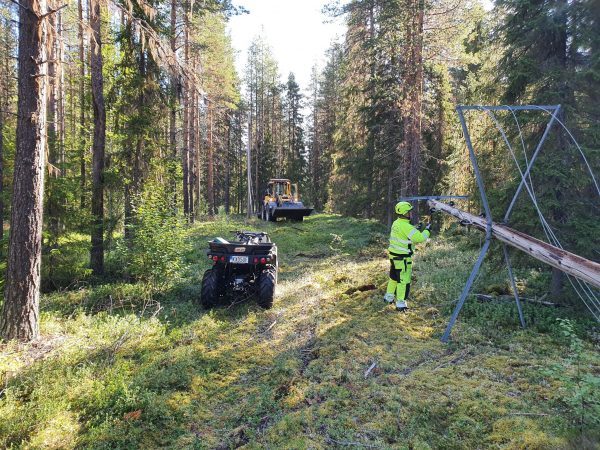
[417,222,424,231]
[425,223,432,232]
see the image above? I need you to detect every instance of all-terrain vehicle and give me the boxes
[200,231,278,309]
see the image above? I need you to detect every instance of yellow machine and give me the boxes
[260,179,313,222]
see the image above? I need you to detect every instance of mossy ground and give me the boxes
[1,214,598,449]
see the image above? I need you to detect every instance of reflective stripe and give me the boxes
[390,237,411,245]
[388,244,410,254]
[407,228,418,239]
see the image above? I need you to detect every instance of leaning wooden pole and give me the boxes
[428,199,600,290]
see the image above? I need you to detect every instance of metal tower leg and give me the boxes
[441,238,491,343]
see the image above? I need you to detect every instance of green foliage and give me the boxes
[41,234,94,291]
[542,319,600,442]
[117,186,185,287]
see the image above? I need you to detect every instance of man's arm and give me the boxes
[407,226,430,244]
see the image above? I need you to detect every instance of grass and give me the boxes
[1,214,599,449]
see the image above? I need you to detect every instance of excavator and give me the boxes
[259,178,313,222]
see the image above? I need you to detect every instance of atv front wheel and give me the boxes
[257,269,276,309]
[201,269,220,309]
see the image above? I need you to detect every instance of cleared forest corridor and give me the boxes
[1,215,598,448]
[1,0,599,446]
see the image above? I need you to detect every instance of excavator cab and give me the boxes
[260,178,313,222]
[265,179,295,205]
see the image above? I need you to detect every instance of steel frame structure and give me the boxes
[441,104,562,343]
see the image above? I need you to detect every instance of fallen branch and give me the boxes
[345,284,377,295]
[476,293,560,307]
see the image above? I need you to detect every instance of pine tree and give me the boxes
[1,0,49,341]
[284,73,306,185]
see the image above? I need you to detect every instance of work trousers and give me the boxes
[386,256,412,301]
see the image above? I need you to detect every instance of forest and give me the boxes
[0,0,599,447]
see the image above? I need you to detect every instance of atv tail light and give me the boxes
[260,257,267,264]
[212,255,218,262]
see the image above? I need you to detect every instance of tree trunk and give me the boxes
[57,9,65,166]
[47,1,60,248]
[188,86,196,221]
[0,0,49,342]
[78,0,86,209]
[225,118,231,214]
[401,0,424,222]
[0,23,10,247]
[366,0,376,218]
[0,95,4,245]
[208,104,215,216]
[181,11,190,219]
[90,0,105,275]
[195,93,201,216]
[169,0,177,210]
[550,267,564,299]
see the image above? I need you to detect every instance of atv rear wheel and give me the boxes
[201,269,220,309]
[257,269,276,309]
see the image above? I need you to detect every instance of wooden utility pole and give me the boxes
[428,200,600,289]
[1,0,49,341]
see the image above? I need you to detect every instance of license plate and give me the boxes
[230,256,248,264]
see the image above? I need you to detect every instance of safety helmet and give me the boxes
[395,201,413,215]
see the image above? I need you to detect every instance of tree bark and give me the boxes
[0,23,10,247]
[89,0,105,275]
[46,0,60,247]
[189,85,196,221]
[78,0,86,209]
[57,9,65,166]
[207,103,215,216]
[1,0,49,342]
[401,0,424,221]
[224,117,231,214]
[0,94,4,245]
[196,93,202,216]
[181,10,190,219]
[169,0,177,210]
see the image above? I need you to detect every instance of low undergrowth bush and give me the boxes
[115,187,186,288]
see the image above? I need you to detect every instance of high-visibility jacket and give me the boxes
[388,218,430,257]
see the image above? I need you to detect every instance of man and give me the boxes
[384,201,431,311]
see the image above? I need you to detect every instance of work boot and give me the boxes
[383,293,395,304]
[395,301,408,312]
